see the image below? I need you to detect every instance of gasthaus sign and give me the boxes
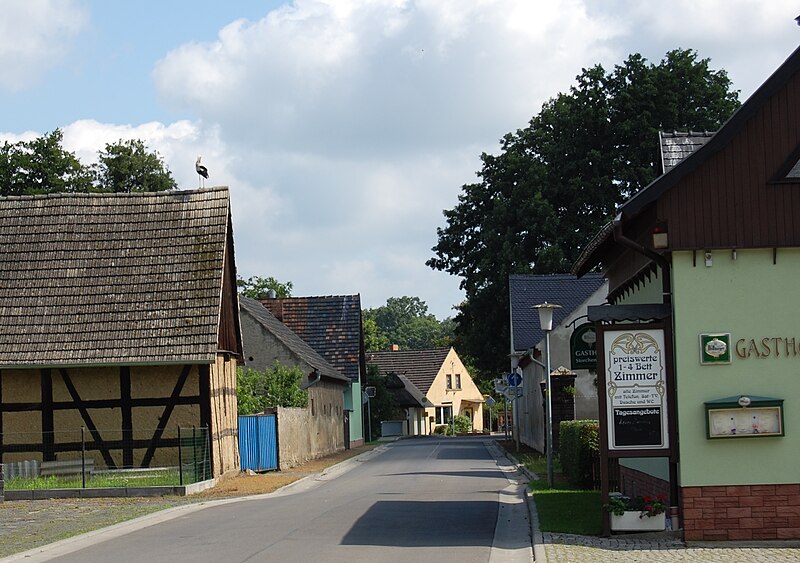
[604,329,669,450]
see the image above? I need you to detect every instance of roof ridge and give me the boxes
[0,186,229,202]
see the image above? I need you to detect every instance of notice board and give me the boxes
[604,328,669,450]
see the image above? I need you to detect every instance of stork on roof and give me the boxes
[196,156,209,187]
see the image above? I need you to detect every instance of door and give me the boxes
[238,414,278,471]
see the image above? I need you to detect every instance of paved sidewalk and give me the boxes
[525,479,800,562]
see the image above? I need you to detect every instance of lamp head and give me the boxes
[533,302,562,331]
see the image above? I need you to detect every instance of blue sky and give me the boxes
[2,0,799,319]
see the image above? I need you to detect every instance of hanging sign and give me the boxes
[571,322,597,370]
[604,328,669,450]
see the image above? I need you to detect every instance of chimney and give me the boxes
[389,344,400,352]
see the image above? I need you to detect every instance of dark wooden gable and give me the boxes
[629,45,800,251]
[574,45,800,297]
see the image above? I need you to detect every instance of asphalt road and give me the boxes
[18,437,532,563]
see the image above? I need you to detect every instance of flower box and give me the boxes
[610,511,666,532]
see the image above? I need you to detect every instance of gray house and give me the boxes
[239,296,349,468]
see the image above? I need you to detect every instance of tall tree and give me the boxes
[0,131,178,196]
[428,49,740,376]
[363,296,455,351]
[92,139,177,193]
[0,130,92,196]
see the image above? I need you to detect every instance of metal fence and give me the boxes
[0,426,211,490]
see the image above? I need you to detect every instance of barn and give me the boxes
[0,187,242,479]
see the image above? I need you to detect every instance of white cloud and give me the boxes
[0,0,88,91]
[7,1,800,319]
[153,0,622,156]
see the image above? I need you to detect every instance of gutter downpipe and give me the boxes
[301,368,322,389]
[611,211,679,529]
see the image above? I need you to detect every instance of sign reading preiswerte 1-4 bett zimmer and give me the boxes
[604,329,669,450]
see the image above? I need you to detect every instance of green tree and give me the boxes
[363,364,402,441]
[0,129,93,196]
[92,139,177,193]
[428,49,740,375]
[363,296,455,351]
[237,275,293,299]
[236,362,308,415]
[363,317,389,353]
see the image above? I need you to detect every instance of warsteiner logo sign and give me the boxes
[604,329,669,450]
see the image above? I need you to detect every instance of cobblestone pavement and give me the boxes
[540,531,800,562]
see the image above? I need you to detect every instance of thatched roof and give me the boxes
[0,187,235,368]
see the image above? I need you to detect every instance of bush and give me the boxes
[452,414,472,434]
[237,362,308,414]
[559,420,599,488]
[433,424,448,435]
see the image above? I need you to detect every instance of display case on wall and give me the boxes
[704,396,784,439]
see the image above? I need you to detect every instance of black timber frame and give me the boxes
[0,365,205,469]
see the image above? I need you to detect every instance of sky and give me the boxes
[1,0,798,319]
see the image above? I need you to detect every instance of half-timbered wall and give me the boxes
[0,365,202,469]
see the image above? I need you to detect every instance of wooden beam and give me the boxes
[59,368,116,468]
[141,365,192,468]
[0,369,4,461]
[41,369,54,461]
[120,366,133,468]
[199,363,214,474]
[0,396,201,412]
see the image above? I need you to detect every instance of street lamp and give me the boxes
[534,301,561,487]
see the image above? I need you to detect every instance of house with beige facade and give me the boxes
[368,347,484,435]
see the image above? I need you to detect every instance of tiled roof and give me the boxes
[239,296,347,383]
[0,187,232,367]
[509,273,606,351]
[367,348,451,396]
[259,295,363,380]
[659,131,715,173]
[383,372,427,408]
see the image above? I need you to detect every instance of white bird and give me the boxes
[195,156,209,187]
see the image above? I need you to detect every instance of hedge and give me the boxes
[559,420,599,488]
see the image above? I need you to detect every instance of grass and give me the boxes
[5,468,184,490]
[529,479,602,536]
[498,442,602,536]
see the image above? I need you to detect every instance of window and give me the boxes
[446,374,452,389]
[435,406,453,425]
[455,374,461,389]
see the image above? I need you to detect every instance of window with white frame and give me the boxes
[435,406,453,425]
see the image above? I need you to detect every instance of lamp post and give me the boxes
[534,301,561,487]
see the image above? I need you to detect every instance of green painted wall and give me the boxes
[344,380,364,444]
[617,268,663,306]
[672,248,800,486]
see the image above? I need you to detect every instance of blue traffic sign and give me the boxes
[507,372,522,387]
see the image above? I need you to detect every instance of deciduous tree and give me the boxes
[93,138,177,193]
[428,49,740,375]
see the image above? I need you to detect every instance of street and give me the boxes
[23,437,532,563]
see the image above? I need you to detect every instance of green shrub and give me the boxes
[559,419,599,488]
[433,424,448,435]
[452,414,472,434]
[237,362,308,414]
